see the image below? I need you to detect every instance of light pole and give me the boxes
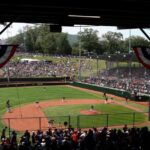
[78,25,82,81]
[96,56,99,76]
[129,29,131,53]
[5,64,10,83]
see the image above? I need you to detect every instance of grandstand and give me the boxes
[0,1,150,150]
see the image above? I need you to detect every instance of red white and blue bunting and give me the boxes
[0,45,18,68]
[133,47,150,69]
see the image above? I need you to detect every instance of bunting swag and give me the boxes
[0,45,18,68]
[133,47,150,69]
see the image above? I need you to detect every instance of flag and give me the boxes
[0,45,18,68]
[133,46,150,69]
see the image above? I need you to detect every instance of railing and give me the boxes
[1,111,147,137]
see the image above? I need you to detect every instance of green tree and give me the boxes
[77,28,101,55]
[102,31,124,54]
[71,42,80,55]
[24,25,41,52]
[40,33,57,54]
[6,29,25,47]
[55,33,72,55]
[124,36,150,52]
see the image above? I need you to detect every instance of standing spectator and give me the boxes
[84,129,95,150]
[1,127,7,141]
[72,130,78,149]
[123,124,128,132]
[10,130,17,149]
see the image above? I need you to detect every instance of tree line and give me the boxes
[6,24,150,55]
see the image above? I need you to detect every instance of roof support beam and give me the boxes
[0,22,13,35]
[139,28,150,41]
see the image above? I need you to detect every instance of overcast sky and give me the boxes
[0,23,150,40]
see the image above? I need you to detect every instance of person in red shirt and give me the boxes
[72,130,78,149]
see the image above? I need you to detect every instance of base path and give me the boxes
[2,99,103,131]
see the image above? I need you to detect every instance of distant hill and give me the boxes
[67,34,78,46]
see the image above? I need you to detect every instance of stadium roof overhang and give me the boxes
[1,0,150,39]
[0,0,150,28]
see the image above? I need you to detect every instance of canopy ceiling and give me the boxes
[0,0,150,28]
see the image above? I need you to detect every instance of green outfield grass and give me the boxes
[0,85,101,112]
[43,104,146,128]
[0,85,101,133]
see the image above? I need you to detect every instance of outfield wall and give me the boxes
[71,82,150,102]
[0,77,70,87]
[0,77,70,82]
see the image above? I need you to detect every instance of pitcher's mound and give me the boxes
[80,110,99,115]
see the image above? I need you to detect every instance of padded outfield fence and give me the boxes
[2,111,147,137]
[71,82,150,102]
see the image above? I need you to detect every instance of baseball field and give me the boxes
[0,85,148,133]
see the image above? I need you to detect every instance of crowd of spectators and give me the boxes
[0,125,150,150]
[83,67,150,95]
[4,60,76,78]
[1,52,150,95]
[0,53,93,79]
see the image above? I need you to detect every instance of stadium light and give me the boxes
[68,14,101,19]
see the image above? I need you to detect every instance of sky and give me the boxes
[0,23,150,40]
